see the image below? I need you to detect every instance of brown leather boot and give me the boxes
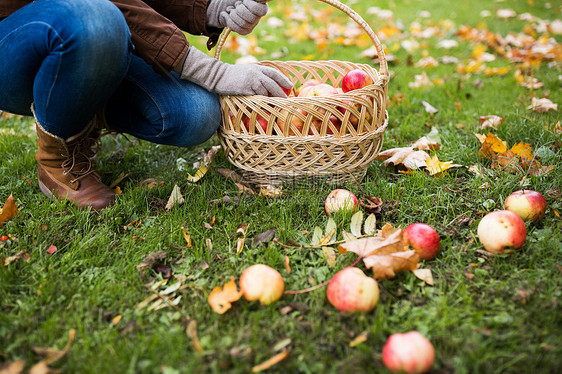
[34,116,116,210]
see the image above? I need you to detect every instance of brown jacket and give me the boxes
[0,0,222,74]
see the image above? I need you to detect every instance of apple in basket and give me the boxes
[276,108,307,135]
[298,83,340,97]
[295,79,321,96]
[341,69,374,93]
[243,113,269,134]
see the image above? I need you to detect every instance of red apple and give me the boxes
[341,69,374,93]
[276,108,306,135]
[403,223,440,260]
[295,79,321,96]
[239,264,284,305]
[298,83,339,97]
[243,114,268,134]
[382,331,435,374]
[324,189,359,214]
[504,189,547,223]
[327,267,379,312]
[477,210,527,254]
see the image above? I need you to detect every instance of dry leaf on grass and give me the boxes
[479,115,504,130]
[186,145,221,183]
[186,320,204,354]
[251,350,289,373]
[364,250,420,279]
[165,184,184,210]
[413,268,435,285]
[411,127,441,150]
[0,194,19,225]
[208,277,243,314]
[2,251,30,266]
[0,359,25,374]
[376,147,429,170]
[527,97,557,113]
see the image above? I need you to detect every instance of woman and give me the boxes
[0,0,291,209]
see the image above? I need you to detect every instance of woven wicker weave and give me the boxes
[215,0,389,185]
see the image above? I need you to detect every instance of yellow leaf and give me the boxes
[349,330,369,347]
[252,350,289,373]
[510,142,533,160]
[425,155,462,175]
[322,247,336,267]
[208,277,243,314]
[181,227,192,248]
[476,132,507,158]
[284,255,291,274]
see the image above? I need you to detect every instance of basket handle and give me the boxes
[213,0,388,77]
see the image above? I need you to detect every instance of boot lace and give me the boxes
[61,134,100,184]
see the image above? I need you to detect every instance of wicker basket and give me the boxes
[215,0,389,185]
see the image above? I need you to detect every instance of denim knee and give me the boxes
[166,92,222,147]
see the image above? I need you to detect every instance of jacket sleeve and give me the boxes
[110,0,222,75]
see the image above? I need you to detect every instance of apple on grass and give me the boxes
[239,264,284,305]
[403,223,440,260]
[324,189,359,215]
[327,267,379,312]
[382,331,435,374]
[477,210,527,254]
[504,189,547,223]
[341,69,374,93]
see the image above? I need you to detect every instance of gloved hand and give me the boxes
[181,46,293,97]
[206,0,268,35]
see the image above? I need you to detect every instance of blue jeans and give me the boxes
[0,0,220,146]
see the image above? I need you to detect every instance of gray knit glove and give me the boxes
[206,0,268,35]
[181,47,293,97]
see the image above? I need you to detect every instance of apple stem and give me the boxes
[284,280,329,294]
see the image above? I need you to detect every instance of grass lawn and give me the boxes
[1,0,561,373]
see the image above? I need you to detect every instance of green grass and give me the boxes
[1,0,561,373]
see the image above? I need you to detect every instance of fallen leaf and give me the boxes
[425,155,462,175]
[364,250,420,279]
[338,229,404,257]
[251,350,289,373]
[46,245,57,254]
[182,227,192,248]
[476,132,508,158]
[284,255,291,274]
[376,147,429,170]
[259,185,283,198]
[412,268,435,285]
[186,320,204,354]
[527,97,557,113]
[165,184,184,210]
[411,127,441,150]
[0,194,19,224]
[32,329,75,365]
[350,211,364,237]
[208,277,243,314]
[0,359,25,374]
[479,115,504,130]
[111,315,122,326]
[421,100,439,114]
[187,146,221,183]
[2,251,30,266]
[363,214,377,236]
[349,330,369,347]
[359,196,383,213]
[322,247,336,267]
[251,227,275,247]
[109,171,131,189]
